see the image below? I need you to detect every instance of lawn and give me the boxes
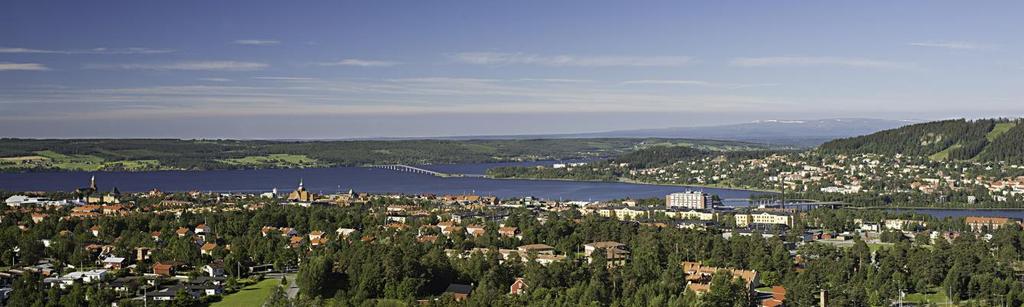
[904,287,952,305]
[211,278,282,307]
[867,242,893,252]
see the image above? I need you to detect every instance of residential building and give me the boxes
[666,191,710,209]
[965,216,1017,232]
[498,227,520,239]
[584,241,630,267]
[200,243,218,255]
[735,212,792,228]
[517,244,555,255]
[445,283,473,301]
[102,257,126,270]
[665,208,716,221]
[509,278,528,295]
[681,261,759,295]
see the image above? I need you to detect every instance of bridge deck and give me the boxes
[370,164,485,178]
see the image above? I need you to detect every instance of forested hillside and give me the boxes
[0,138,781,172]
[819,118,1024,162]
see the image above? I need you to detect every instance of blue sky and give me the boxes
[1,1,1022,138]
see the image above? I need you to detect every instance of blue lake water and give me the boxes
[3,162,1022,218]
[0,162,762,203]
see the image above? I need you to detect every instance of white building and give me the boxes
[883,219,926,230]
[5,195,48,207]
[665,191,710,209]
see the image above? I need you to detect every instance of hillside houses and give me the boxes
[681,261,759,295]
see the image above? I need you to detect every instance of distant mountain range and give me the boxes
[436,118,913,147]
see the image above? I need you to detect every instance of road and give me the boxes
[265,273,299,299]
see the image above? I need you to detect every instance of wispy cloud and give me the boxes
[198,78,233,82]
[318,59,400,67]
[85,61,268,71]
[908,41,993,50]
[253,76,319,82]
[515,78,592,83]
[621,79,777,89]
[0,46,173,54]
[0,62,50,71]
[729,56,912,69]
[232,39,280,46]
[0,76,797,121]
[451,52,694,67]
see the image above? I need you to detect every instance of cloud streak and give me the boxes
[621,79,777,89]
[0,62,50,71]
[729,56,912,69]
[909,41,992,50]
[451,52,694,67]
[318,59,400,67]
[0,77,795,121]
[0,47,173,54]
[232,39,280,46]
[86,61,268,71]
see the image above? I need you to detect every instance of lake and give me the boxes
[0,162,764,203]
[4,163,1022,219]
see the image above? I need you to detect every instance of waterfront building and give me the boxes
[965,216,1018,232]
[666,191,710,209]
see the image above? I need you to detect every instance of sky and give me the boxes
[1,1,1023,139]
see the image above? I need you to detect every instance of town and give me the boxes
[2,176,1022,306]
[491,151,1024,208]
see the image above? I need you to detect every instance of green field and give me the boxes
[37,150,106,170]
[986,122,1016,141]
[211,278,282,307]
[0,138,792,172]
[0,150,165,171]
[219,154,321,168]
[929,143,961,161]
[903,287,952,305]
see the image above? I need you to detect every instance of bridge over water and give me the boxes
[369,164,487,178]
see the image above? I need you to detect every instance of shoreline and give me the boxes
[485,175,779,193]
[858,206,1024,211]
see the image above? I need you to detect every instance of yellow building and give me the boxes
[666,209,716,221]
[735,212,792,227]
